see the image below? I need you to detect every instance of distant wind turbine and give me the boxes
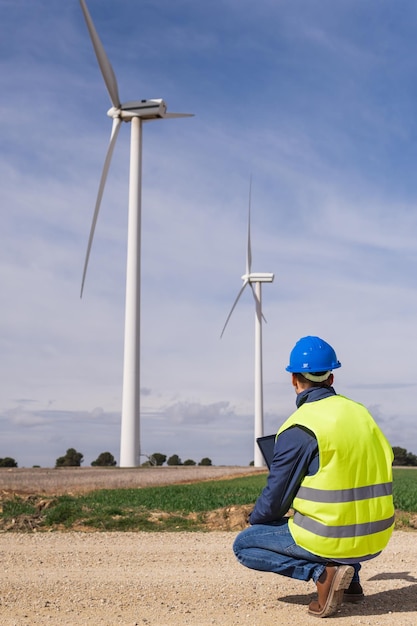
[78,0,193,467]
[221,180,274,467]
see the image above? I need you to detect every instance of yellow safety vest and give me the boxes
[277,395,394,560]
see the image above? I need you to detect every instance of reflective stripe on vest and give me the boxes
[293,511,396,539]
[296,482,392,503]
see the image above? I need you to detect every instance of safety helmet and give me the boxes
[286,336,341,374]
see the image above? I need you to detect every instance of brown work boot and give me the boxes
[308,564,354,618]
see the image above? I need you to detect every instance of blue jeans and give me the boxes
[233,520,361,584]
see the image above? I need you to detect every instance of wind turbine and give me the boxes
[220,181,274,467]
[78,0,193,467]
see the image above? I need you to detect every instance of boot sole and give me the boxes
[308,565,354,618]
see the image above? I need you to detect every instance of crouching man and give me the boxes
[233,336,394,618]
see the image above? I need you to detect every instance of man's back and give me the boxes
[281,394,395,560]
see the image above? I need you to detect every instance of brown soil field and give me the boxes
[0,465,266,496]
[0,467,416,625]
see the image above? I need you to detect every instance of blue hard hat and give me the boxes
[286,336,341,373]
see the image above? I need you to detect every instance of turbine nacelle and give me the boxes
[242,272,275,284]
[107,98,166,120]
[107,100,193,122]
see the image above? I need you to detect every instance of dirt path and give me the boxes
[1,530,416,625]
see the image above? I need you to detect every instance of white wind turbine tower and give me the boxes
[221,181,274,467]
[78,0,193,467]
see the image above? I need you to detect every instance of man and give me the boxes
[233,336,394,618]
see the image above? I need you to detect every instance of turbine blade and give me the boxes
[143,113,195,125]
[162,113,195,119]
[250,283,267,323]
[80,117,122,297]
[79,0,121,108]
[220,280,248,338]
[246,176,252,276]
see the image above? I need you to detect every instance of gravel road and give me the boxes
[1,531,416,625]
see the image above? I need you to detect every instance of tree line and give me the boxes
[4,445,416,468]
[0,449,213,468]
[145,453,212,467]
[54,449,213,467]
[392,447,417,466]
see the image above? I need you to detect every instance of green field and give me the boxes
[392,468,417,511]
[1,469,416,532]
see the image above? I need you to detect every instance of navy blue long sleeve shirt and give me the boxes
[249,385,336,525]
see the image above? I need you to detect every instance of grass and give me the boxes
[0,474,267,532]
[1,469,416,533]
[392,468,417,511]
[46,474,267,530]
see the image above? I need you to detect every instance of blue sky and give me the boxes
[1,0,417,467]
